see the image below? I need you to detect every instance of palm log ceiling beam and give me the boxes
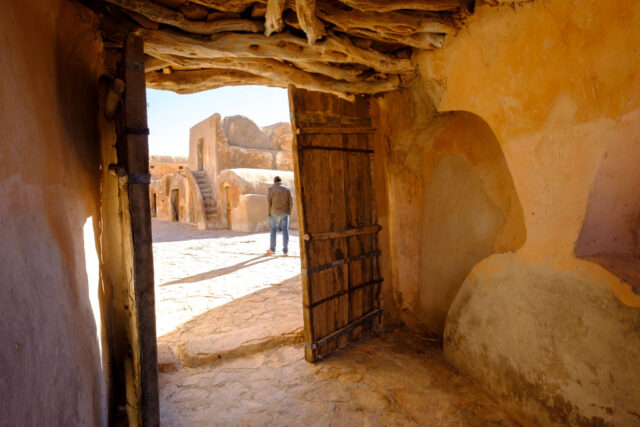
[341,28,445,50]
[103,0,263,35]
[337,0,471,13]
[295,0,325,45]
[146,64,400,100]
[146,68,284,93]
[265,0,286,36]
[316,4,457,35]
[93,0,474,97]
[146,54,376,86]
[137,28,414,74]
[185,0,259,13]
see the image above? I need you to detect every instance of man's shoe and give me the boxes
[266,249,275,255]
[282,252,288,257]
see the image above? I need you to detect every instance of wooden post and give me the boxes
[123,33,160,426]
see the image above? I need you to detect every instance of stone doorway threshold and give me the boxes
[152,220,517,426]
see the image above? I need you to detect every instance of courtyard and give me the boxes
[152,220,517,426]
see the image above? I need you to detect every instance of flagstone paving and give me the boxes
[153,220,518,426]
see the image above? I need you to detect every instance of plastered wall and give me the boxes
[394,0,640,424]
[377,82,525,335]
[150,172,194,224]
[0,0,108,424]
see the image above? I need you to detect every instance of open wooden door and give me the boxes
[289,87,383,362]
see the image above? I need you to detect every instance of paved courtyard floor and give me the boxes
[152,219,517,426]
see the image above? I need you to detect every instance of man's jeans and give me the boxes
[269,214,289,254]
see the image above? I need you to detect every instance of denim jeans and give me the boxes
[269,214,289,253]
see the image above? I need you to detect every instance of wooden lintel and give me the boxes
[304,225,381,241]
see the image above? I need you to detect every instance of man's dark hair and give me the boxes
[274,176,282,183]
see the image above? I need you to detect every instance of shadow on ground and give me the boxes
[160,255,278,287]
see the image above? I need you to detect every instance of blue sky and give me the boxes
[147,86,291,157]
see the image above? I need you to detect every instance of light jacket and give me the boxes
[267,183,293,215]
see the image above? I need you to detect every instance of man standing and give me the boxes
[266,176,293,255]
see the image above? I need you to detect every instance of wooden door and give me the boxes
[289,87,383,362]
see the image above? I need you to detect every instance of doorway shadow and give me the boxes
[160,255,277,287]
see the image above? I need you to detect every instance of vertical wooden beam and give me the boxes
[288,85,316,362]
[123,33,160,426]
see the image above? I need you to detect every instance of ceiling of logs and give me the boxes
[91,0,475,100]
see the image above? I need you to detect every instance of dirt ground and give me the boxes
[152,219,517,426]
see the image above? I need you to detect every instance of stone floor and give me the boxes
[153,220,518,426]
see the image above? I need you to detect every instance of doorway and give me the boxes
[170,189,179,222]
[151,193,157,218]
[225,185,231,229]
[197,138,204,171]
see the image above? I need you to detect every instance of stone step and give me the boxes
[160,276,304,369]
[177,324,303,368]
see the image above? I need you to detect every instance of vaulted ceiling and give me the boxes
[92,0,476,100]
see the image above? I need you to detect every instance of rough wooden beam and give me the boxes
[251,4,267,19]
[337,0,470,12]
[344,28,445,49]
[137,28,414,74]
[146,55,400,98]
[295,0,325,45]
[290,61,364,82]
[146,65,400,100]
[187,0,261,13]
[145,55,170,71]
[123,9,160,29]
[178,2,208,20]
[146,68,283,93]
[265,0,286,36]
[317,4,457,35]
[148,51,365,81]
[103,0,264,35]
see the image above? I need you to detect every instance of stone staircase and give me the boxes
[192,170,219,226]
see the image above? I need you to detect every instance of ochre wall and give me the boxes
[149,161,187,179]
[217,168,298,231]
[150,172,193,224]
[0,0,107,424]
[188,114,292,202]
[399,0,640,424]
[377,82,525,334]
